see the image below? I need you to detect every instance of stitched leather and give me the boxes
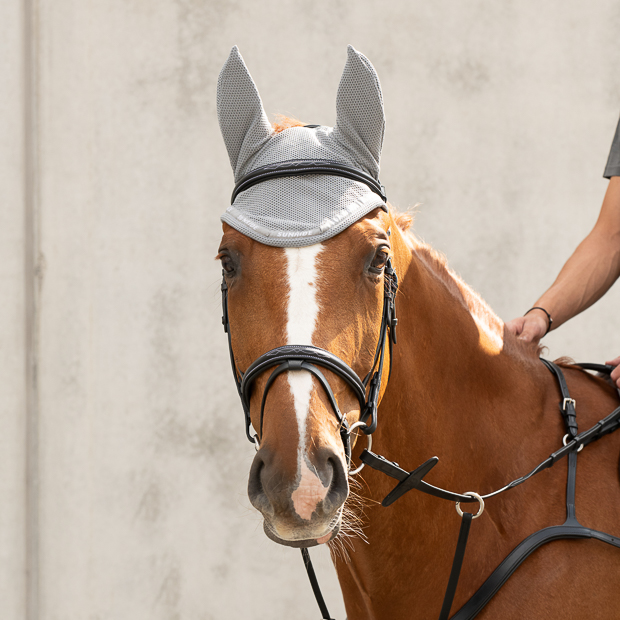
[232,159,387,204]
[541,359,578,438]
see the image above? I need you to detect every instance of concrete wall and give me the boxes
[2,1,619,618]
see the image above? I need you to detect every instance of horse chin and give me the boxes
[263,520,341,548]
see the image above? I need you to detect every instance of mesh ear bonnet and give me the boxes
[217,45,387,248]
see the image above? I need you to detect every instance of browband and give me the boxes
[231,159,388,204]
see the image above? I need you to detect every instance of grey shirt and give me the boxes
[604,116,620,178]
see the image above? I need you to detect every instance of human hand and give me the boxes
[604,356,620,390]
[505,310,549,345]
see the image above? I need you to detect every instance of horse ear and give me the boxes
[217,46,272,179]
[333,45,385,179]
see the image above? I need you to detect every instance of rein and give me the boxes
[303,360,620,620]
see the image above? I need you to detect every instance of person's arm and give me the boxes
[507,177,620,386]
[507,176,620,344]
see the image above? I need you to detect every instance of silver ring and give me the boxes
[348,422,372,475]
[563,433,583,452]
[455,491,485,520]
[253,435,260,452]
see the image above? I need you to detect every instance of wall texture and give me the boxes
[2,1,620,619]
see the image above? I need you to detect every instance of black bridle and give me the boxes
[221,257,398,461]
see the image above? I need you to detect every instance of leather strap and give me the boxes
[576,362,615,374]
[360,450,477,504]
[449,523,620,620]
[301,549,335,620]
[258,360,351,458]
[439,512,473,620]
[449,365,620,620]
[232,159,387,204]
[360,359,620,620]
[244,344,367,416]
[541,359,578,438]
[450,451,620,620]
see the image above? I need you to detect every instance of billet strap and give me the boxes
[301,548,335,620]
[232,159,387,204]
[439,512,473,620]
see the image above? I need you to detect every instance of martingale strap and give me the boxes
[356,359,620,620]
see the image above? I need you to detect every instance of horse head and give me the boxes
[216,45,400,547]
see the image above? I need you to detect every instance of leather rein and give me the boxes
[221,160,620,620]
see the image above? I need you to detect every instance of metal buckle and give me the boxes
[563,397,576,411]
[455,491,485,520]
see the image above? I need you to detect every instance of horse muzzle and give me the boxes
[248,444,349,546]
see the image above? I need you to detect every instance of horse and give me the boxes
[216,47,620,619]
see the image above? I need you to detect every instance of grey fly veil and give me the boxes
[217,45,387,247]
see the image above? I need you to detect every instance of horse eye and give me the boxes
[370,249,388,273]
[220,255,235,275]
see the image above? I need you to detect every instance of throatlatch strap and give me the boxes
[439,512,473,620]
[301,548,335,620]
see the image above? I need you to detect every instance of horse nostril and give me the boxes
[322,454,349,513]
[248,450,275,518]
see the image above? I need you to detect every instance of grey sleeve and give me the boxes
[603,116,620,179]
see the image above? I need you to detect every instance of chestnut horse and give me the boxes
[218,200,620,619]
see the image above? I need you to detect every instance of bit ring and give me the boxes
[348,421,372,475]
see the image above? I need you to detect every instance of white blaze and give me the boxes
[284,244,327,520]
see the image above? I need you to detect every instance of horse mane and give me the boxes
[263,121,541,361]
[392,207,543,360]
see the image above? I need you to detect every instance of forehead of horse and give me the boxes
[220,208,389,268]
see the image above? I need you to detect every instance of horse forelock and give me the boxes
[271,114,306,134]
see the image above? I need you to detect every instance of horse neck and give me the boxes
[381,237,546,474]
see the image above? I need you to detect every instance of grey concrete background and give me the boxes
[2,1,620,618]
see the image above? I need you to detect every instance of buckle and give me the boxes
[563,398,576,411]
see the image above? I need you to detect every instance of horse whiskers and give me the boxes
[328,484,369,563]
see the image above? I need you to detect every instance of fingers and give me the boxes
[606,357,620,390]
[506,313,548,344]
[505,317,526,336]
